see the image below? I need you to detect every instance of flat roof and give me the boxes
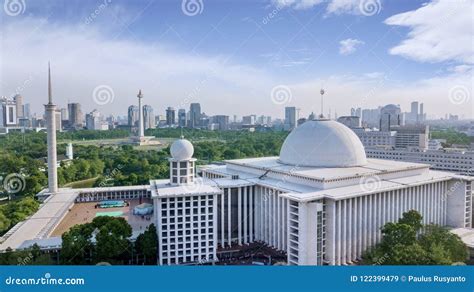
[150,179,221,198]
[0,188,79,251]
[224,157,429,181]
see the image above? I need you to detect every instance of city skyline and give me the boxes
[1,0,472,119]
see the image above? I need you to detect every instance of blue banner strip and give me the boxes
[0,266,473,292]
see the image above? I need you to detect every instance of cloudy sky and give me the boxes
[1,0,472,119]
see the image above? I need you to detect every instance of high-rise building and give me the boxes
[68,103,83,128]
[86,109,102,130]
[128,105,139,127]
[419,103,424,122]
[212,115,229,130]
[166,107,176,126]
[284,107,297,131]
[143,105,155,129]
[60,107,68,121]
[410,101,419,123]
[189,103,201,128]
[13,94,24,119]
[242,115,255,125]
[178,109,186,127]
[0,97,17,127]
[379,104,401,132]
[23,103,31,119]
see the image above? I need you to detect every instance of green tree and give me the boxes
[94,217,132,264]
[135,224,158,265]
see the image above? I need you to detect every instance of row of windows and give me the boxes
[162,214,213,224]
[163,195,213,203]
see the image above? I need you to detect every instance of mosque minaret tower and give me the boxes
[45,63,58,194]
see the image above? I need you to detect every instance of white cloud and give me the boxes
[339,38,365,55]
[384,0,473,64]
[273,0,324,10]
[0,17,275,117]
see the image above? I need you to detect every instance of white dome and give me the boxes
[279,119,367,168]
[170,138,194,160]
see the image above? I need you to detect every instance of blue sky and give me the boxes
[1,0,472,119]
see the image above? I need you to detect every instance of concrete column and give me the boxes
[249,187,253,242]
[227,188,231,246]
[243,186,248,244]
[221,190,225,247]
[238,187,242,245]
[138,90,144,137]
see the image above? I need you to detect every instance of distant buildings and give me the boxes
[86,109,107,130]
[13,94,24,119]
[284,106,296,131]
[128,105,139,127]
[178,109,186,127]
[189,103,201,128]
[0,97,17,127]
[166,107,176,126]
[242,115,256,125]
[143,105,155,129]
[337,116,360,128]
[211,115,229,130]
[379,104,401,131]
[68,103,83,129]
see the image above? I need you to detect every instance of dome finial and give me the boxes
[319,88,325,119]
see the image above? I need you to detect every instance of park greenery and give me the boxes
[0,128,287,236]
[362,210,468,265]
[431,129,473,146]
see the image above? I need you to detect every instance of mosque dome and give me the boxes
[279,119,367,168]
[170,138,194,160]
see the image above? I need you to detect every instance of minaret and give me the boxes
[137,89,144,138]
[45,63,58,194]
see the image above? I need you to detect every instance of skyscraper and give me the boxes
[285,107,297,131]
[13,94,24,119]
[86,109,102,130]
[128,105,139,127]
[0,97,17,127]
[166,107,176,126]
[189,103,201,128]
[23,103,31,119]
[143,105,155,129]
[410,101,419,123]
[68,103,83,128]
[178,109,186,127]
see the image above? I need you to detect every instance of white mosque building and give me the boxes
[1,66,473,265]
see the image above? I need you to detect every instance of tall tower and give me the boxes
[45,63,58,194]
[137,89,144,137]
